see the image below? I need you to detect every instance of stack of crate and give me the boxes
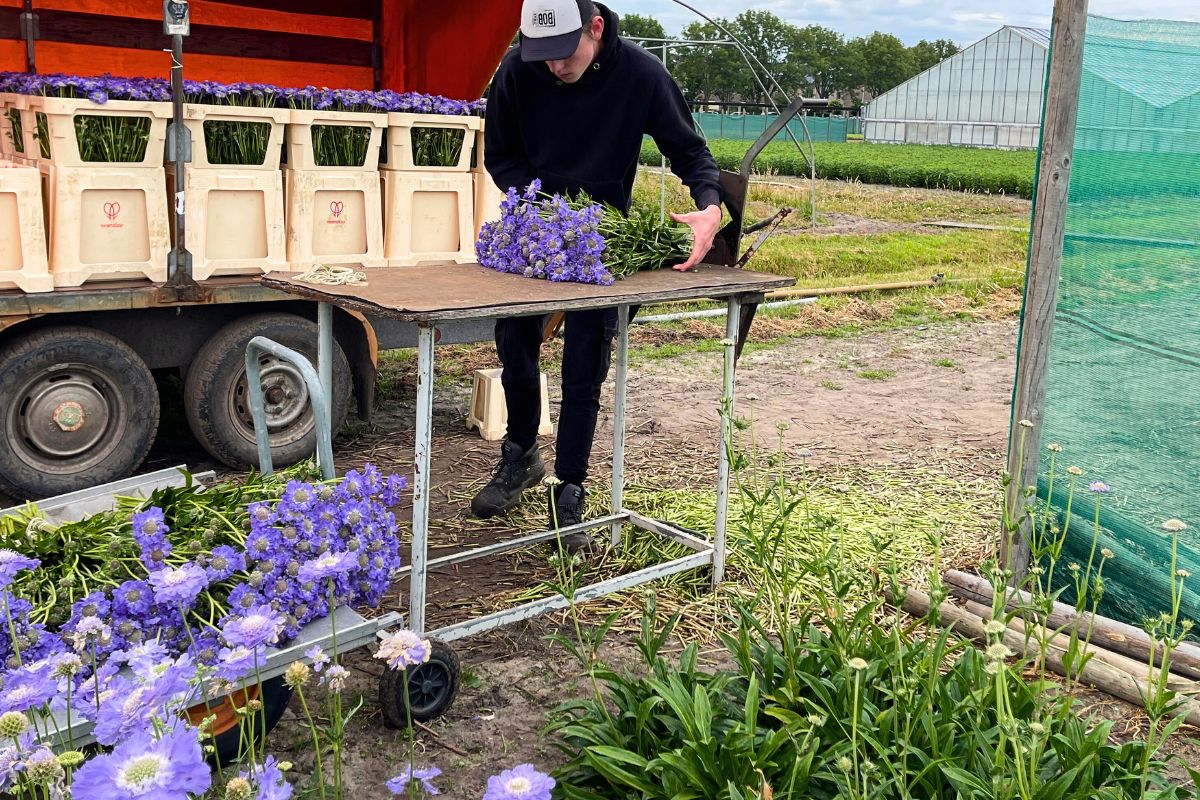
[471,122,505,243]
[284,110,387,268]
[173,105,291,280]
[28,97,172,286]
[380,113,481,266]
[0,159,52,293]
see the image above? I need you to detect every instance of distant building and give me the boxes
[863,25,1048,149]
[864,17,1200,151]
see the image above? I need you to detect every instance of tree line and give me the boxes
[620,11,959,107]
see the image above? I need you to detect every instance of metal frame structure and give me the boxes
[246,290,753,640]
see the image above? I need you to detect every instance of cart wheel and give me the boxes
[379,639,460,726]
[204,676,294,767]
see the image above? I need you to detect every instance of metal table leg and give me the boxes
[409,323,436,635]
[714,296,741,587]
[611,304,630,548]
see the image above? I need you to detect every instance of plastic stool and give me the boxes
[467,368,553,441]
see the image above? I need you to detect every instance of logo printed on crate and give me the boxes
[101,201,124,229]
[327,200,346,225]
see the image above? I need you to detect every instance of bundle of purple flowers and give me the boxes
[475,179,613,286]
[0,71,485,116]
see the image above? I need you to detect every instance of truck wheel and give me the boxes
[0,326,159,499]
[184,313,351,469]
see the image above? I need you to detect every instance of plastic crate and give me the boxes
[24,96,170,169]
[168,166,287,280]
[381,112,481,172]
[382,171,475,266]
[0,161,53,293]
[43,163,169,286]
[472,130,505,244]
[184,104,290,171]
[284,168,385,267]
[285,109,385,172]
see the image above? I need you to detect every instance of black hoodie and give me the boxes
[484,3,721,214]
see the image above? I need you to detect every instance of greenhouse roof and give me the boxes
[1082,17,1200,108]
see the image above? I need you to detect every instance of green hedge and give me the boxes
[641,139,1037,198]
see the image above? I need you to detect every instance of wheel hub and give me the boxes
[18,373,113,459]
[233,357,311,439]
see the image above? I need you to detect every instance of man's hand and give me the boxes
[670,204,722,271]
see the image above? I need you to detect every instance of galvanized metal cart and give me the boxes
[250,262,793,724]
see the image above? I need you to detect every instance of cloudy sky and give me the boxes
[628,1,1200,46]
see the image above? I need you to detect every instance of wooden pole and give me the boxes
[1002,0,1089,577]
[900,588,1200,728]
[943,569,1200,681]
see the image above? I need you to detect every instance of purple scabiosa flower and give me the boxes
[204,545,246,582]
[305,645,329,673]
[483,764,555,800]
[1089,481,1112,493]
[215,645,263,683]
[71,726,211,800]
[0,732,34,792]
[149,562,208,608]
[70,616,112,653]
[375,630,430,670]
[297,551,358,584]
[0,666,58,713]
[115,639,168,676]
[387,765,441,796]
[320,664,349,693]
[239,755,293,800]
[221,604,285,650]
[380,473,409,506]
[112,579,153,619]
[132,507,172,571]
[0,550,39,588]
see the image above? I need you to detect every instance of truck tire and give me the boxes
[184,313,351,469]
[0,326,159,499]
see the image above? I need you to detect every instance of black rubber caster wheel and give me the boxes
[379,639,460,726]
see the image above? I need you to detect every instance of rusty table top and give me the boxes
[259,263,795,324]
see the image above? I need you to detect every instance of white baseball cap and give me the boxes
[519,0,594,62]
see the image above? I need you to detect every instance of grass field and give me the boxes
[641,138,1038,197]
[632,170,1029,295]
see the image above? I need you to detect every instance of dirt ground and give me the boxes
[10,308,1198,794]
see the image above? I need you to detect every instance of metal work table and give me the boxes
[253,262,794,640]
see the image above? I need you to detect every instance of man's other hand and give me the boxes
[670,205,722,271]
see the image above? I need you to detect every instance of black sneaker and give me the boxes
[470,440,545,519]
[549,482,593,554]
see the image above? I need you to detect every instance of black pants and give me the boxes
[496,308,620,487]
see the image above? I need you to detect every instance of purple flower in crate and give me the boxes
[240,755,294,800]
[380,474,409,507]
[112,579,153,619]
[0,665,58,713]
[297,551,358,585]
[0,550,39,588]
[149,563,208,608]
[1089,481,1112,494]
[204,545,246,582]
[115,639,168,677]
[483,764,555,800]
[72,726,211,800]
[228,583,265,614]
[221,604,285,650]
[215,645,263,683]
[387,765,442,796]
